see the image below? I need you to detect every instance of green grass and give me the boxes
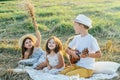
[0,0,120,38]
[0,0,120,80]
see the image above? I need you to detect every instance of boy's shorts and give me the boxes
[59,64,93,78]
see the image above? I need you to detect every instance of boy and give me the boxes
[60,14,102,78]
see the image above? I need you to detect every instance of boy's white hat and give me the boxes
[74,14,92,28]
[18,34,37,48]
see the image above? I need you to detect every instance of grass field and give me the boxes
[0,0,120,80]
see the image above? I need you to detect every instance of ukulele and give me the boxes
[67,47,89,64]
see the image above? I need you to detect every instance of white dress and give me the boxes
[43,53,64,74]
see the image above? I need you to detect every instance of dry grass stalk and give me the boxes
[23,0,38,31]
[106,40,113,53]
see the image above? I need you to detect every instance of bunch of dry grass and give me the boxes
[0,70,32,80]
[19,0,38,31]
[24,0,38,31]
[24,0,35,20]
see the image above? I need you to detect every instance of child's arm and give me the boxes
[53,53,65,69]
[81,51,102,58]
[35,61,47,70]
[34,30,41,47]
[23,51,30,59]
[66,48,79,59]
[46,58,52,70]
[81,38,102,58]
[88,51,102,58]
[33,20,41,47]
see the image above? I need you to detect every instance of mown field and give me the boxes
[0,0,120,80]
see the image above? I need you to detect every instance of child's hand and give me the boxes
[72,51,80,59]
[47,66,52,70]
[80,54,87,58]
[81,48,89,58]
[35,66,39,70]
[35,66,42,70]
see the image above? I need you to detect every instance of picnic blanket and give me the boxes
[12,66,119,80]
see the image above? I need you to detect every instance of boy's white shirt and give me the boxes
[69,34,100,70]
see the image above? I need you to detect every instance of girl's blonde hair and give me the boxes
[45,36,63,54]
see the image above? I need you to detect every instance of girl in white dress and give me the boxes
[43,36,65,74]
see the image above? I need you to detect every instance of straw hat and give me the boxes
[74,14,92,28]
[18,34,37,48]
